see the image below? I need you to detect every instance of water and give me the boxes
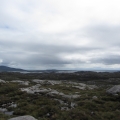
[4,111,14,115]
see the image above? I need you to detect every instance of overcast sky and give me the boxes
[0,0,120,70]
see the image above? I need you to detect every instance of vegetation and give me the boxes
[0,72,120,120]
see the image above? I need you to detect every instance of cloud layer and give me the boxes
[0,0,120,70]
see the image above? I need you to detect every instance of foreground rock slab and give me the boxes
[106,85,120,95]
[8,115,37,120]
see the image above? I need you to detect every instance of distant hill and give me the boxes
[0,66,25,72]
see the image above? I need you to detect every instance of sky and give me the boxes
[0,0,120,70]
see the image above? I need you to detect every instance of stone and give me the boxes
[106,85,120,94]
[71,102,77,108]
[32,79,61,85]
[11,80,29,85]
[92,96,98,99]
[9,103,17,108]
[0,108,7,112]
[62,94,80,99]
[8,115,37,120]
[0,79,6,83]
[61,107,70,111]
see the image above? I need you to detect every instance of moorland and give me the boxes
[0,71,120,120]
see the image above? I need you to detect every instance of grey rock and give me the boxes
[0,79,6,83]
[0,108,7,112]
[20,84,42,94]
[71,102,77,108]
[61,107,70,111]
[62,94,80,99]
[47,90,64,96]
[11,80,29,85]
[106,85,120,94]
[92,96,98,99]
[8,115,37,120]
[32,79,61,85]
[5,111,13,116]
[9,103,17,108]
[72,83,97,90]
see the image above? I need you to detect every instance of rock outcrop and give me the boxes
[8,115,37,120]
[32,79,61,85]
[11,80,29,85]
[0,79,6,83]
[21,85,80,99]
[106,85,120,95]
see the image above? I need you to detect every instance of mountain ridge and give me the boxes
[0,66,25,72]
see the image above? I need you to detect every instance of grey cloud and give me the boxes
[24,43,99,54]
[1,0,120,70]
[1,24,120,69]
[79,24,120,66]
[0,26,111,70]
[19,54,71,65]
[0,42,91,68]
[0,51,84,69]
[92,55,120,65]
[86,24,120,47]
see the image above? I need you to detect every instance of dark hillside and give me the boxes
[0,66,25,72]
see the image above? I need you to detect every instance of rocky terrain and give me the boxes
[0,72,120,120]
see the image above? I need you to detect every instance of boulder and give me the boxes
[92,96,98,99]
[32,79,61,85]
[106,85,120,94]
[8,115,37,120]
[0,79,6,83]
[0,108,7,112]
[62,94,80,99]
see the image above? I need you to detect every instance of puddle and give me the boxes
[0,108,14,116]
[4,111,14,115]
